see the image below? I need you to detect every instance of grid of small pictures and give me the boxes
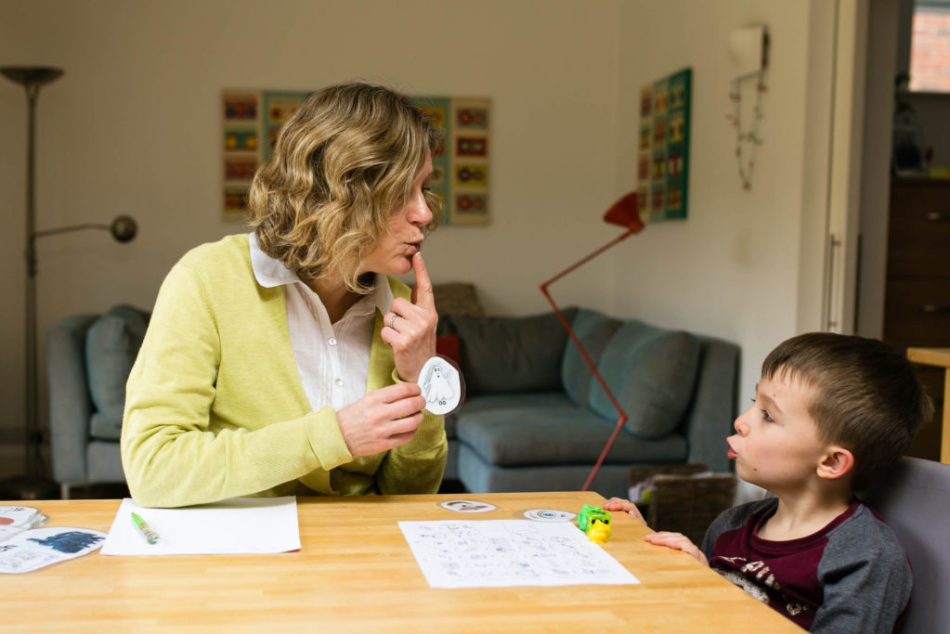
[411,96,491,226]
[636,68,691,222]
[222,90,490,225]
[222,90,309,218]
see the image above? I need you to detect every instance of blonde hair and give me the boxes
[249,82,442,291]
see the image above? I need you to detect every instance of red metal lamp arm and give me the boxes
[538,227,637,492]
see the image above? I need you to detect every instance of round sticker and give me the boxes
[419,356,464,415]
[523,509,576,522]
[439,499,496,513]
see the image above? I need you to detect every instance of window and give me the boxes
[910,0,950,92]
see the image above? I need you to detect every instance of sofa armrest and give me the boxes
[684,337,740,472]
[47,314,99,483]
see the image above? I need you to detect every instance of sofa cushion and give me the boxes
[85,305,149,439]
[433,282,484,317]
[561,309,624,407]
[590,321,700,440]
[446,309,577,395]
[436,334,461,366]
[454,393,688,466]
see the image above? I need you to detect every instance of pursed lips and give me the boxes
[726,438,738,460]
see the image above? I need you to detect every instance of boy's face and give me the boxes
[727,373,830,493]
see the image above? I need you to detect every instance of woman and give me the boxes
[121,83,447,508]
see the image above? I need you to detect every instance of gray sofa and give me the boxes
[47,305,148,497]
[438,308,740,498]
[47,295,739,500]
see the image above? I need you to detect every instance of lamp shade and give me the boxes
[110,215,138,242]
[603,192,644,233]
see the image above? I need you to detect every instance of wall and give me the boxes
[0,0,623,476]
[1,0,844,479]
[856,0,900,339]
[613,0,816,405]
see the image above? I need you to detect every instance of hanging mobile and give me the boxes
[725,25,769,191]
[728,71,767,191]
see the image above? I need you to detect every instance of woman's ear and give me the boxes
[817,446,855,480]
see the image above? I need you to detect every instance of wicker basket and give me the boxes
[628,463,737,545]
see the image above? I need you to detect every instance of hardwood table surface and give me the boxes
[907,346,950,463]
[0,491,801,633]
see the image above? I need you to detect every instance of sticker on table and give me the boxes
[0,506,47,542]
[523,509,576,522]
[439,499,496,513]
[0,526,106,574]
[419,356,464,415]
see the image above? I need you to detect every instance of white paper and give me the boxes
[0,505,47,542]
[0,526,106,573]
[399,519,639,588]
[101,497,300,556]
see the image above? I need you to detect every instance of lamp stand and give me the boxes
[0,66,64,500]
[539,192,644,493]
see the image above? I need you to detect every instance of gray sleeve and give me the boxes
[811,507,911,634]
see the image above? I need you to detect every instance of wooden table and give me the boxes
[907,347,950,464]
[0,492,800,633]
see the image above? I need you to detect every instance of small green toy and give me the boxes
[577,504,612,542]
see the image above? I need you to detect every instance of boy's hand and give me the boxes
[603,497,646,524]
[645,531,708,565]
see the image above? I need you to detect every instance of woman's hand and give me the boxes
[381,253,438,383]
[336,382,427,456]
[645,531,708,565]
[603,497,647,524]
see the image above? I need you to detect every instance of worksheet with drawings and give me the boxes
[398,519,639,588]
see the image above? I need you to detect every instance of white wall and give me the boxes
[613,1,815,405]
[0,0,847,476]
[0,0,624,469]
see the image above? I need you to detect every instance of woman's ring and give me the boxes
[389,314,398,329]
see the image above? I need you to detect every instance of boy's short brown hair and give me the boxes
[249,82,442,292]
[761,332,932,488]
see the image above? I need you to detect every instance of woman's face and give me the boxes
[360,152,434,276]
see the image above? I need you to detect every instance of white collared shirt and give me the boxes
[248,233,393,412]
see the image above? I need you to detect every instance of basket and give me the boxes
[627,463,737,546]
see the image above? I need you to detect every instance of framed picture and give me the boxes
[222,90,491,225]
[636,68,691,222]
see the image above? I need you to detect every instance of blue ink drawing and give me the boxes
[28,531,104,553]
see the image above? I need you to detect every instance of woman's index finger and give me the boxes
[411,252,435,309]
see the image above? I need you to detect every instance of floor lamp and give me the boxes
[539,192,644,492]
[1,65,138,500]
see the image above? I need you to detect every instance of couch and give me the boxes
[44,286,481,497]
[47,288,740,501]
[437,305,741,498]
[47,304,149,497]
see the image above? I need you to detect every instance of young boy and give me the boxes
[605,332,931,633]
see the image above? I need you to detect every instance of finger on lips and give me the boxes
[411,253,435,309]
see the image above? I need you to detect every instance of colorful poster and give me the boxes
[412,96,491,226]
[636,68,691,222]
[222,90,490,225]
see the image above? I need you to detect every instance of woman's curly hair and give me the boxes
[249,82,442,291]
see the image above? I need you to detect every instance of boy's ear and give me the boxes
[817,446,854,480]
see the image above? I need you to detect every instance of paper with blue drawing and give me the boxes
[0,506,105,574]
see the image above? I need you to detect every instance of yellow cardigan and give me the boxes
[121,234,446,508]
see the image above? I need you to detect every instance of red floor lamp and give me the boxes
[539,192,645,492]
